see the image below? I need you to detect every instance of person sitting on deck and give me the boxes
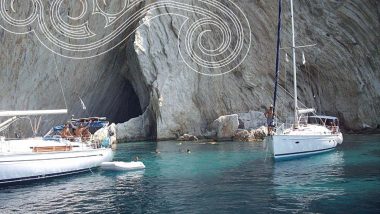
[61,123,73,139]
[264,105,275,135]
[74,123,86,138]
[81,127,92,141]
[329,121,337,134]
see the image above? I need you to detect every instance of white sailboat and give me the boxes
[0,109,114,184]
[268,0,343,160]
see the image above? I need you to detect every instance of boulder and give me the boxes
[212,114,239,140]
[234,126,268,142]
[237,111,267,130]
[178,134,198,141]
[116,109,154,142]
[251,126,268,140]
[233,129,250,142]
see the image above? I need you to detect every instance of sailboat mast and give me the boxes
[290,0,299,128]
[273,0,282,123]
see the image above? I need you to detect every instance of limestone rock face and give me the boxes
[1,0,379,140]
[123,0,380,139]
[212,114,239,140]
[237,111,267,130]
[0,1,143,136]
[116,109,155,141]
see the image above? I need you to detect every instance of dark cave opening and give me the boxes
[107,79,143,124]
[0,77,144,138]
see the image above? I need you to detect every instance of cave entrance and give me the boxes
[106,78,142,124]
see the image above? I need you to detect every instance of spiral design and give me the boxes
[0,0,251,76]
[0,0,39,33]
[178,0,249,76]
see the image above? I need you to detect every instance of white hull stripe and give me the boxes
[0,168,92,185]
[275,147,335,157]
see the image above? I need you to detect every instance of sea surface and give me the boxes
[0,135,379,213]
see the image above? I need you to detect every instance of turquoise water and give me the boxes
[1,135,379,213]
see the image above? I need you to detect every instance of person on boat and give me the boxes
[61,123,74,139]
[264,105,275,135]
[81,126,92,141]
[329,121,337,134]
[74,123,86,138]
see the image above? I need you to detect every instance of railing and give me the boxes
[274,122,294,135]
[275,123,285,135]
[326,125,340,134]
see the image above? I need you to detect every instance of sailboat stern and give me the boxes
[271,134,338,160]
[336,132,343,144]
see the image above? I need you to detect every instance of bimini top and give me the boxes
[309,115,338,120]
[70,117,107,122]
[53,119,109,132]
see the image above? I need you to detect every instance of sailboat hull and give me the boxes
[0,148,113,184]
[269,134,341,160]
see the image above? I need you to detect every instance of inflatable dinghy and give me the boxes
[100,161,145,171]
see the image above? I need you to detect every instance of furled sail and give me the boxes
[297,108,316,114]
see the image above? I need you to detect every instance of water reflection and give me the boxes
[0,169,146,213]
[1,138,379,213]
[272,151,345,212]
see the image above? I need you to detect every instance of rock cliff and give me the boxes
[118,0,380,139]
[0,0,143,136]
[0,0,379,139]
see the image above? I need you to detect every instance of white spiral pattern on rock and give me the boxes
[178,0,250,75]
[0,0,251,76]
